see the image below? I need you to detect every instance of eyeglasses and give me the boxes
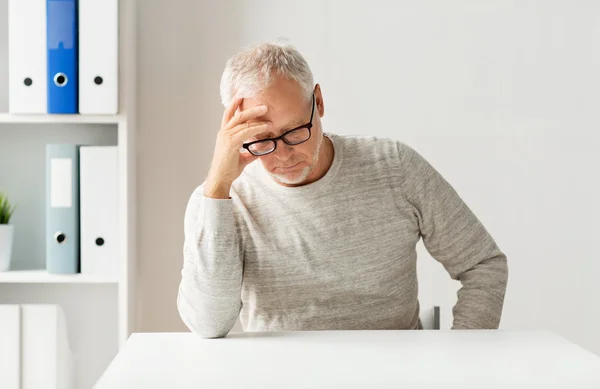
[242,94,315,156]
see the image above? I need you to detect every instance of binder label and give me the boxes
[50,158,72,208]
[47,1,76,49]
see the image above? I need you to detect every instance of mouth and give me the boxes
[276,162,301,170]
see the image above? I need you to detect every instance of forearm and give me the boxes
[451,252,508,329]
[177,191,243,338]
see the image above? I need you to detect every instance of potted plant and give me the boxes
[0,192,17,272]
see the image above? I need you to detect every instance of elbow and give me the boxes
[177,286,239,339]
[496,252,509,287]
[456,252,509,299]
[485,252,509,302]
[191,327,230,340]
[186,314,232,339]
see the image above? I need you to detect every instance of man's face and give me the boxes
[239,77,324,186]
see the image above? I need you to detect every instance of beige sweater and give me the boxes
[177,132,508,337]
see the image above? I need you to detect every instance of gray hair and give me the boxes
[219,40,315,107]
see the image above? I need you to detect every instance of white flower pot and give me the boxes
[0,224,15,272]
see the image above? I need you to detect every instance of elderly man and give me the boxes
[177,42,508,338]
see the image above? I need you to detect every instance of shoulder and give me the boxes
[334,132,399,155]
[330,132,420,173]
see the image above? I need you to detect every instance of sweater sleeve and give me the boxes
[177,184,243,338]
[397,142,508,329]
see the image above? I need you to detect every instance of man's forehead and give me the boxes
[243,98,293,112]
[255,116,306,138]
[240,92,307,111]
[244,98,308,135]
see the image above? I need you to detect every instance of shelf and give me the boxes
[0,113,123,124]
[0,270,119,284]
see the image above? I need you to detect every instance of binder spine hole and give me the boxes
[54,73,68,87]
[55,232,67,244]
[94,76,104,85]
[24,77,33,86]
[95,237,105,246]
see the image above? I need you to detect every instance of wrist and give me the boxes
[204,179,232,199]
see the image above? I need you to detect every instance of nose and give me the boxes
[272,139,294,159]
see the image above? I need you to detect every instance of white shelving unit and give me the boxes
[0,270,119,284]
[0,113,124,124]
[0,0,137,388]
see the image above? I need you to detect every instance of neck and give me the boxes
[301,134,334,185]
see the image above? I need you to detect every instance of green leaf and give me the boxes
[0,192,17,224]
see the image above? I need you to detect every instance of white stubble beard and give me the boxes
[269,134,324,185]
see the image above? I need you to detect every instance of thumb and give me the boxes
[239,150,259,169]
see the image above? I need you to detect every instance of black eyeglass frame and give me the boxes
[242,94,315,156]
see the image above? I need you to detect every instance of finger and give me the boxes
[221,97,243,128]
[229,120,270,136]
[226,105,268,131]
[231,122,270,144]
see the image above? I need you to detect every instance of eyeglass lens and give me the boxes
[248,127,310,155]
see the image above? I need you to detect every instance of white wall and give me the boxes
[136,0,600,355]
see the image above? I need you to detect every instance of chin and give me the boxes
[270,165,312,185]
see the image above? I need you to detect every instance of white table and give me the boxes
[93,330,600,388]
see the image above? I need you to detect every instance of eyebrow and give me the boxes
[260,119,306,138]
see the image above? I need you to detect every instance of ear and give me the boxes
[314,84,325,118]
